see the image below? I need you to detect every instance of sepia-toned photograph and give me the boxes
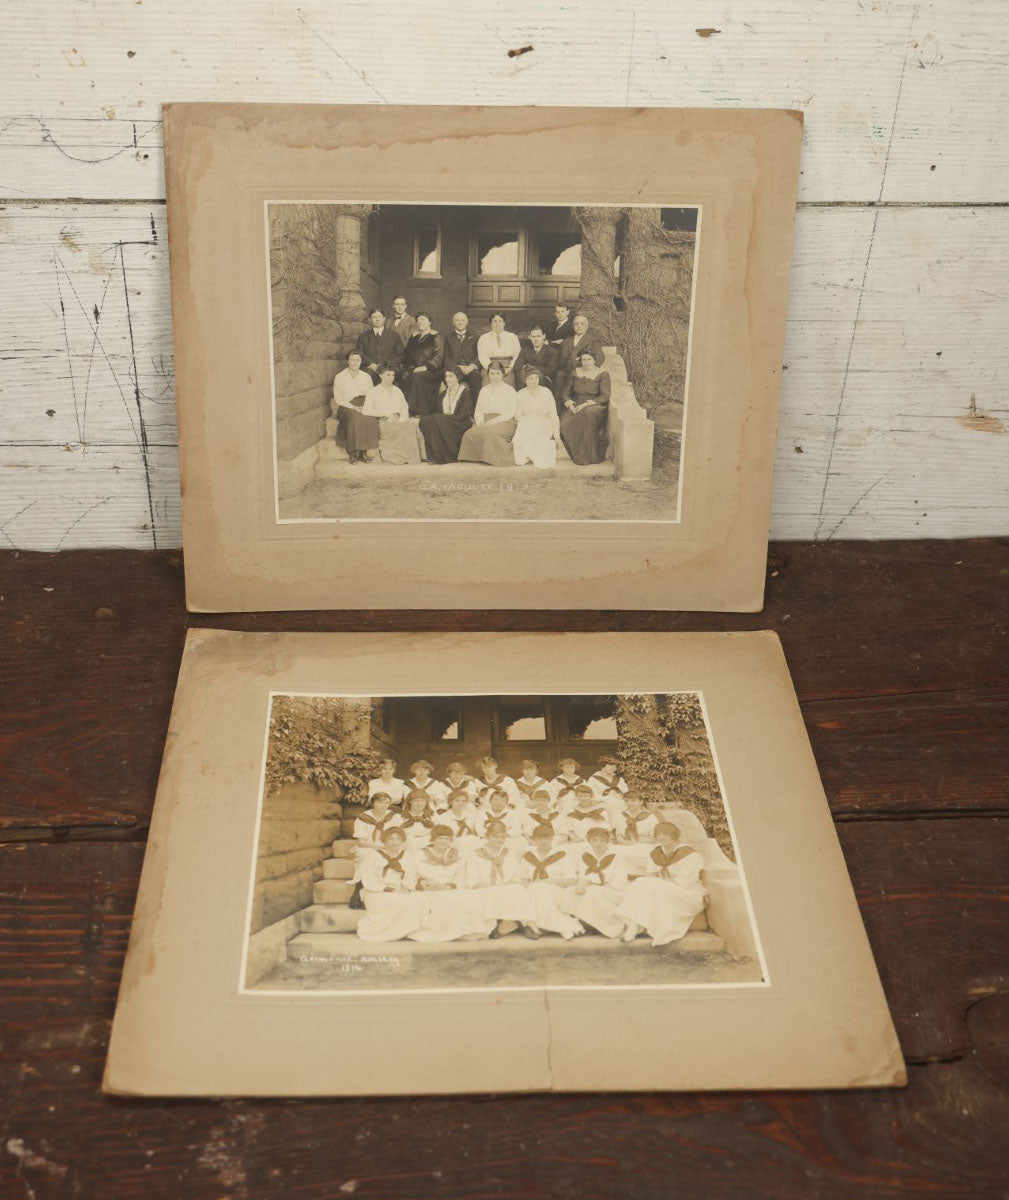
[269,203,698,523]
[243,690,764,994]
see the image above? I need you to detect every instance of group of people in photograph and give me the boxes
[349,754,708,948]
[331,300,614,471]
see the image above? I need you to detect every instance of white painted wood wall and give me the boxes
[1,0,1006,550]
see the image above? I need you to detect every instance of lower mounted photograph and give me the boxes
[242,690,765,994]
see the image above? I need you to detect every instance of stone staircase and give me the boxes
[286,834,725,961]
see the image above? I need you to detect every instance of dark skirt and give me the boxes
[341,408,380,454]
[560,404,608,465]
[419,412,473,463]
[405,371,442,418]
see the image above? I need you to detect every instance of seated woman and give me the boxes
[418,366,476,463]
[362,366,423,465]
[559,349,611,465]
[615,821,707,946]
[511,367,560,469]
[408,826,485,943]
[398,789,438,852]
[355,827,426,942]
[464,820,534,938]
[331,350,374,451]
[457,363,518,467]
[559,826,630,939]
[401,313,445,418]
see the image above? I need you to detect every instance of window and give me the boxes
[499,698,548,741]
[660,207,699,233]
[475,231,521,277]
[430,699,461,741]
[536,232,581,277]
[413,227,441,277]
[565,696,619,740]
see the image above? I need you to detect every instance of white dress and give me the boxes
[408,849,483,942]
[548,774,588,813]
[512,386,560,468]
[352,811,404,881]
[614,810,662,874]
[587,771,629,821]
[406,777,449,808]
[559,806,613,845]
[616,847,707,945]
[356,852,427,942]
[514,776,551,807]
[474,773,521,807]
[559,850,630,938]
[517,849,583,937]
[332,367,374,413]
[464,848,534,928]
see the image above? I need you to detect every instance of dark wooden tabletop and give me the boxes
[2,540,1008,1199]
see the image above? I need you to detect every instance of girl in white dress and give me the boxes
[437,789,481,851]
[439,762,479,807]
[559,785,613,845]
[352,792,404,882]
[409,827,484,942]
[616,822,707,946]
[398,790,437,852]
[356,828,427,942]
[519,790,564,846]
[613,790,661,875]
[511,368,560,468]
[514,759,550,807]
[517,827,584,939]
[474,788,523,849]
[406,760,449,810]
[474,756,520,807]
[464,822,534,937]
[367,759,410,808]
[559,827,631,939]
[587,755,629,821]
[549,758,588,813]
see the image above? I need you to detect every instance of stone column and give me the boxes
[334,204,371,331]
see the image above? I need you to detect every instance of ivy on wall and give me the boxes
[614,693,733,859]
[264,695,380,802]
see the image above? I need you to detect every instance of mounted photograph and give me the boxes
[269,202,698,523]
[242,689,762,994]
[165,104,803,611]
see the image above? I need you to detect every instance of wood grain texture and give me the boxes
[2,1,1008,547]
[1,203,1007,549]
[0,820,1006,1199]
[1,540,1006,834]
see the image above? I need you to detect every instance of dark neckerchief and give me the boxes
[582,852,616,883]
[650,844,695,877]
[523,850,566,881]
[568,807,607,823]
[379,851,406,877]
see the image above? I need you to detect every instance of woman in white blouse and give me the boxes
[457,363,518,467]
[362,366,423,465]
[511,366,560,468]
[332,350,375,461]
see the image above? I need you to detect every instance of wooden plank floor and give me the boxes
[1,540,1008,1198]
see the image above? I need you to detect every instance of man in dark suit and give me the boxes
[547,302,574,346]
[555,312,606,411]
[442,311,482,399]
[356,309,403,383]
[513,324,560,398]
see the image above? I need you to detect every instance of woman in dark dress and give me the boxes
[418,366,476,463]
[560,350,611,465]
[402,313,445,418]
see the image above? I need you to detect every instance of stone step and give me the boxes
[314,454,614,483]
[313,879,356,904]
[299,904,361,934]
[330,839,356,858]
[322,857,355,880]
[287,929,725,961]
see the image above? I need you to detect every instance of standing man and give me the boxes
[555,312,606,411]
[548,301,574,346]
[443,311,483,399]
[356,308,404,383]
[390,295,417,347]
[513,325,559,399]
[476,312,522,386]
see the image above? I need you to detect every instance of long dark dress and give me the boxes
[560,371,611,465]
[402,332,445,417]
[342,409,380,455]
[419,384,476,463]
